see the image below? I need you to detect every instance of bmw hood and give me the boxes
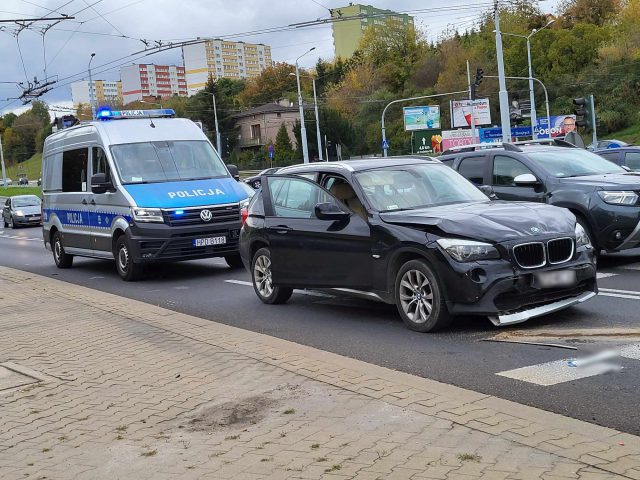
[122,177,249,208]
[379,201,575,243]
[559,173,640,189]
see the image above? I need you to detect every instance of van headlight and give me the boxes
[239,198,250,211]
[575,223,591,247]
[597,191,638,205]
[436,239,500,262]
[131,207,164,223]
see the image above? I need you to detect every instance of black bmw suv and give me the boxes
[441,142,640,254]
[238,157,597,332]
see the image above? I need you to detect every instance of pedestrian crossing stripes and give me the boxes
[496,343,640,386]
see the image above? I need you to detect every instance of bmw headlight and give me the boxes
[131,207,164,223]
[436,239,500,262]
[575,223,591,248]
[597,190,638,205]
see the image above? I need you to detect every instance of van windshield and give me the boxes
[110,140,228,184]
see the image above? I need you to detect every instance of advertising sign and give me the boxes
[403,106,441,131]
[535,115,576,138]
[441,129,479,151]
[413,130,443,155]
[450,99,491,128]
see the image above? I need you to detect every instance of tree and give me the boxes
[558,0,622,27]
[30,101,50,126]
[274,124,295,163]
[237,62,298,107]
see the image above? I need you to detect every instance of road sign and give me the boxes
[382,140,390,149]
[268,144,274,159]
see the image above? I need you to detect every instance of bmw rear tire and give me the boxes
[52,231,73,268]
[395,259,452,332]
[251,247,292,304]
[115,236,143,281]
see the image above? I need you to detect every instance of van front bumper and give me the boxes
[126,221,242,262]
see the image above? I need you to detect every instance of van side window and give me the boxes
[92,147,111,182]
[62,148,88,192]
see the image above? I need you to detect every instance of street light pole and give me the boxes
[188,89,221,155]
[295,47,315,163]
[0,134,7,188]
[311,77,323,161]
[88,53,96,120]
[494,0,511,143]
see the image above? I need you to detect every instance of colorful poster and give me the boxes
[413,130,443,155]
[450,99,492,128]
[441,129,479,151]
[403,106,441,131]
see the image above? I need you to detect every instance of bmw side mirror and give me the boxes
[315,202,350,221]
[91,173,108,194]
[513,173,539,186]
[478,185,497,200]
[227,164,240,181]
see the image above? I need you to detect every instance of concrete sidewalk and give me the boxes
[1,267,639,480]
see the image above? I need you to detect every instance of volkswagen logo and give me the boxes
[530,226,541,234]
[200,209,213,222]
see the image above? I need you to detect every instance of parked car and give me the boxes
[441,141,640,255]
[2,177,13,186]
[3,195,42,228]
[244,167,282,190]
[37,177,42,186]
[239,157,596,332]
[588,139,629,151]
[18,174,28,185]
[594,146,640,172]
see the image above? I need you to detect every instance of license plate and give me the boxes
[193,236,226,247]
[534,270,576,288]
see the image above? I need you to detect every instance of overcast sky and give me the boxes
[0,0,559,116]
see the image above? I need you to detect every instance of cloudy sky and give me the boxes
[0,0,559,116]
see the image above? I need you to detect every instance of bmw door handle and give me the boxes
[274,226,292,234]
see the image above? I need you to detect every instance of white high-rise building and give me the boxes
[71,80,122,106]
[182,39,272,93]
[120,64,187,104]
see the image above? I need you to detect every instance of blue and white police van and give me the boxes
[41,108,250,281]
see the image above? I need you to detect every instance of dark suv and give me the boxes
[239,157,596,332]
[595,146,640,172]
[441,142,640,254]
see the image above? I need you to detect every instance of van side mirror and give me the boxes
[226,164,240,181]
[91,173,110,194]
[513,173,539,186]
[315,202,350,221]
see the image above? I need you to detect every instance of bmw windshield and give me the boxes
[527,149,626,177]
[354,164,488,212]
[111,140,228,184]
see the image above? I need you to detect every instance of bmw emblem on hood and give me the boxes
[530,226,541,234]
[200,209,213,222]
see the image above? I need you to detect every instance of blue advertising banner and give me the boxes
[478,115,577,143]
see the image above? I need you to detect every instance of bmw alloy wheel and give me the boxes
[399,269,434,324]
[254,254,273,298]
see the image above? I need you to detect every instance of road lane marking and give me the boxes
[497,343,640,386]
[621,263,640,270]
[599,287,640,300]
[596,272,618,279]
[224,280,333,298]
[0,233,41,241]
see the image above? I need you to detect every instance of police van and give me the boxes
[41,108,250,281]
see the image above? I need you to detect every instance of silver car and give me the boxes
[2,195,42,228]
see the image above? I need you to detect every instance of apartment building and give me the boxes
[71,80,123,107]
[331,4,414,58]
[182,39,272,92]
[120,64,187,104]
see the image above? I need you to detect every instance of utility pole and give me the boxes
[212,92,221,155]
[0,134,7,188]
[590,94,597,146]
[466,60,476,143]
[324,134,329,162]
[88,53,96,120]
[494,0,512,143]
[294,47,316,163]
[312,77,323,161]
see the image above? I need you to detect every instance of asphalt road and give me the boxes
[2,226,640,435]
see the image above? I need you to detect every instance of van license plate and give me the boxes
[193,236,226,247]
[534,270,576,288]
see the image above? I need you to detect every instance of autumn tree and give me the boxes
[238,62,298,106]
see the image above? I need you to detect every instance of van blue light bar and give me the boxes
[96,108,176,120]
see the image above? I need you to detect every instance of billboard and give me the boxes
[413,130,443,155]
[535,115,577,138]
[441,129,479,151]
[450,98,492,128]
[403,106,441,131]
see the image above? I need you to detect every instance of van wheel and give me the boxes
[251,247,292,304]
[115,236,143,281]
[52,231,73,268]
[395,259,452,332]
[225,254,243,269]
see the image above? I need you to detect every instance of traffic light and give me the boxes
[471,68,483,101]
[573,97,593,132]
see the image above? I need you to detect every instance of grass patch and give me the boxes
[5,153,42,181]
[324,464,341,473]
[311,443,320,449]
[260,457,273,462]
[224,435,240,441]
[115,425,128,433]
[282,408,295,415]
[140,449,157,457]
[0,186,42,198]
[606,123,640,145]
[316,457,327,462]
[457,453,482,462]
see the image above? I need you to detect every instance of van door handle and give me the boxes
[90,199,96,205]
[81,199,87,205]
